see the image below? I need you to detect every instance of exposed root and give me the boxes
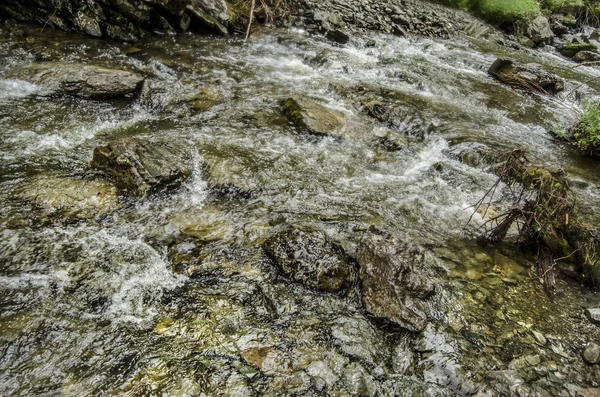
[471,150,600,291]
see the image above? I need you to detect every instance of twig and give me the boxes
[245,0,256,41]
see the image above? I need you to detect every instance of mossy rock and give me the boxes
[282,97,344,137]
[559,43,598,58]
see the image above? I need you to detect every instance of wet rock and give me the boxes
[6,62,144,98]
[282,97,344,137]
[573,51,600,63]
[583,342,600,365]
[18,176,119,222]
[524,16,554,47]
[325,29,350,44]
[488,59,564,95]
[91,138,191,197]
[356,226,435,332]
[559,43,598,58]
[263,226,351,292]
[585,308,600,324]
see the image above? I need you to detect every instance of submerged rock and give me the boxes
[18,176,119,222]
[282,97,344,137]
[488,59,564,95]
[356,227,435,332]
[263,226,351,292]
[91,138,191,197]
[6,62,144,98]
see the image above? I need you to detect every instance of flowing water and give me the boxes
[1,22,600,396]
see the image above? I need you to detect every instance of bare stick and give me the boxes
[245,0,256,41]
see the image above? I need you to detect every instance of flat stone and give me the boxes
[18,176,119,222]
[7,62,144,98]
[282,97,344,137]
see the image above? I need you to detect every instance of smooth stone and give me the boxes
[583,342,600,365]
[6,62,144,98]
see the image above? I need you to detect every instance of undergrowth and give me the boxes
[573,101,600,156]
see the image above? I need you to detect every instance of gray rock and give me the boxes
[91,138,192,197]
[525,16,554,47]
[263,226,351,292]
[7,62,144,98]
[585,308,600,324]
[0,0,232,39]
[583,342,600,365]
[488,58,564,95]
[356,226,435,332]
[18,176,119,222]
[325,29,350,44]
[282,97,344,137]
[74,11,102,37]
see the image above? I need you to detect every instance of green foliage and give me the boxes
[541,0,584,12]
[475,0,541,25]
[574,101,600,156]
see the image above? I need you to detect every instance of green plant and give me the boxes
[573,101,600,156]
[475,0,541,25]
[541,0,584,12]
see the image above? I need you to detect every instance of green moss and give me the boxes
[282,98,305,129]
[559,43,598,58]
[574,101,600,156]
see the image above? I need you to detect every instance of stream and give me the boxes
[1,21,600,396]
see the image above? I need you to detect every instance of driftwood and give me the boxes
[472,150,600,292]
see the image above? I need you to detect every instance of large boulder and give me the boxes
[356,227,435,332]
[91,138,192,197]
[6,62,144,98]
[282,97,344,137]
[18,176,120,222]
[263,226,351,292]
[488,59,564,95]
[524,16,554,47]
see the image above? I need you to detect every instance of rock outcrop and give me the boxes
[263,226,351,292]
[91,138,192,197]
[0,0,230,40]
[6,62,144,98]
[356,227,435,332]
